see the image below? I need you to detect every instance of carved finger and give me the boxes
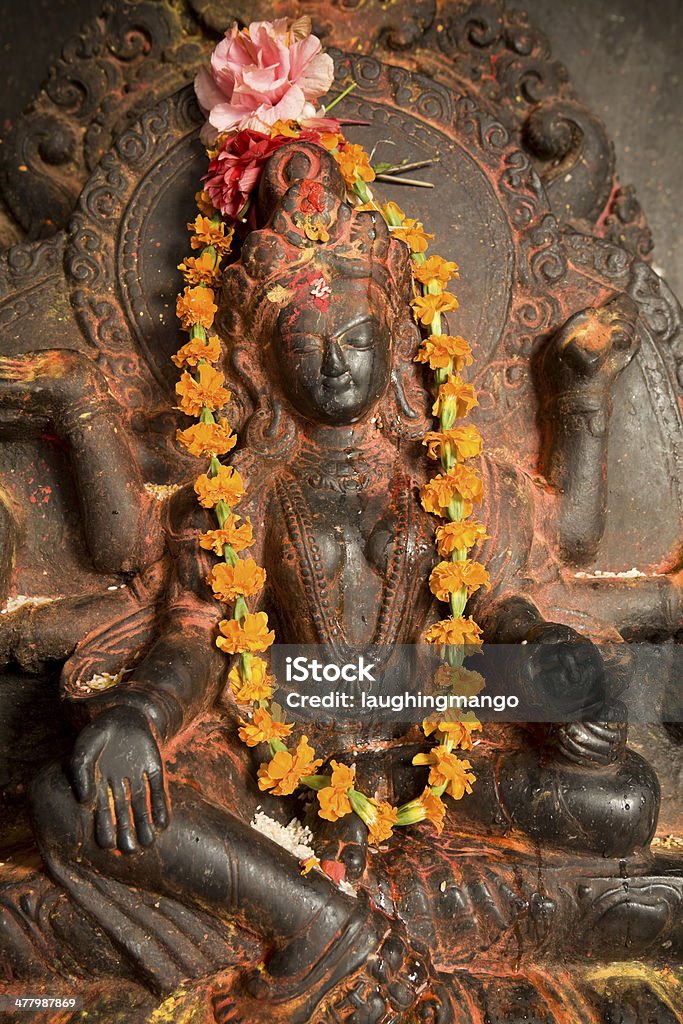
[71,730,106,804]
[94,783,116,849]
[561,732,613,765]
[146,767,169,830]
[110,779,137,855]
[130,778,155,848]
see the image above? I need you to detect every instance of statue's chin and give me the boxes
[289,388,380,426]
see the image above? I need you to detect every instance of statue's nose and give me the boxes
[321,338,347,377]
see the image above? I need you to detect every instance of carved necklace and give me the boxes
[276,471,421,662]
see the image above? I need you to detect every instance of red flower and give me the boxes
[204,129,291,221]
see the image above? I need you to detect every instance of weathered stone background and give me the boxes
[2,0,680,298]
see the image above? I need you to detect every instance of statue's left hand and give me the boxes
[549,720,627,767]
[70,706,169,854]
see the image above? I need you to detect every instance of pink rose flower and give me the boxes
[195,18,334,141]
[203,129,291,221]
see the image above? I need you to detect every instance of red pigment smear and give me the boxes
[29,485,52,505]
[298,180,326,215]
[321,859,347,885]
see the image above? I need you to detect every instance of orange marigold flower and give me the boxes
[228,656,273,703]
[317,760,356,822]
[382,201,405,226]
[217,612,275,654]
[319,131,344,151]
[423,424,483,462]
[435,520,489,556]
[412,256,459,288]
[413,746,476,800]
[176,364,230,417]
[412,292,460,326]
[391,218,434,253]
[429,559,490,601]
[406,787,447,833]
[421,788,447,832]
[178,251,222,287]
[414,334,473,372]
[270,119,301,138]
[199,515,254,556]
[238,706,293,747]
[172,334,222,368]
[366,799,399,845]
[207,557,266,602]
[334,142,375,186]
[188,215,234,254]
[420,465,484,518]
[176,285,218,331]
[194,464,246,509]
[195,190,217,217]
[422,715,482,750]
[257,735,322,797]
[432,665,486,698]
[424,616,484,648]
[176,421,236,458]
[432,375,478,420]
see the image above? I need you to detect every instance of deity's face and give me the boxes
[272,276,393,425]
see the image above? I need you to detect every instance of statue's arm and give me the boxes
[67,502,227,852]
[83,498,227,744]
[0,348,162,573]
[537,294,639,563]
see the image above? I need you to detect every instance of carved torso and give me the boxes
[266,458,435,650]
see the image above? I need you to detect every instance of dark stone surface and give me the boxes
[1,0,681,294]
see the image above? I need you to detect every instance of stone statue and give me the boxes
[0,4,681,1021]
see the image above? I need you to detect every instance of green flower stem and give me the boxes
[200,406,216,424]
[190,323,208,341]
[449,587,467,618]
[395,799,426,826]
[448,496,464,520]
[269,738,289,756]
[301,775,330,791]
[349,788,373,821]
[446,644,465,669]
[325,81,358,113]
[222,544,238,567]
[204,244,218,267]
[209,456,222,477]
[215,500,232,528]
[440,399,457,431]
[441,439,456,473]
[353,178,371,204]
[241,652,253,680]
[234,596,248,622]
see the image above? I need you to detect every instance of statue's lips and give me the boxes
[320,372,353,392]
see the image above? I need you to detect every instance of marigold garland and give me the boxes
[172,16,490,861]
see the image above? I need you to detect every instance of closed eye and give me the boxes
[289,334,323,354]
[337,318,376,351]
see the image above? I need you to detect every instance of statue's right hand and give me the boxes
[70,706,169,854]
